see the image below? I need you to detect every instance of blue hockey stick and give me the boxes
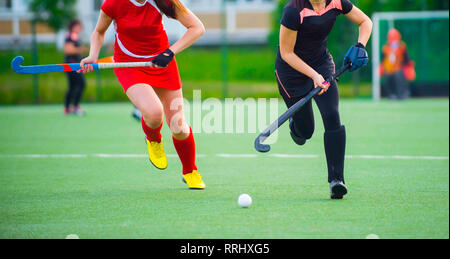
[11,56,152,74]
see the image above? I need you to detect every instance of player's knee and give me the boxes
[303,127,314,140]
[168,118,190,139]
[323,109,341,131]
[141,105,164,128]
[292,119,314,139]
[171,125,190,140]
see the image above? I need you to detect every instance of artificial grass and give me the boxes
[0,99,448,238]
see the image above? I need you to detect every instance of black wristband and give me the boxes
[164,48,174,57]
[152,48,174,68]
[355,42,366,49]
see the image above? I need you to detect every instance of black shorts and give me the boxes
[275,52,336,98]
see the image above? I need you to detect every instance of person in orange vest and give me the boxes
[380,28,416,100]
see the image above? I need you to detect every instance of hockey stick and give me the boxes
[254,63,350,153]
[11,56,153,74]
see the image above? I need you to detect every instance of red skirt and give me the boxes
[114,58,182,92]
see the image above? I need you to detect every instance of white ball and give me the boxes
[366,234,380,239]
[66,234,79,239]
[238,194,252,208]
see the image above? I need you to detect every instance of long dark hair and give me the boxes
[68,19,82,33]
[154,0,186,19]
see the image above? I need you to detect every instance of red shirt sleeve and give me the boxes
[101,0,116,19]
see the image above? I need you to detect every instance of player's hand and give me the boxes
[343,43,369,72]
[312,73,330,95]
[78,56,97,74]
[151,48,174,68]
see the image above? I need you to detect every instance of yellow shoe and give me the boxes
[146,138,168,170]
[183,170,206,189]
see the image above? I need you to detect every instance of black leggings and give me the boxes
[65,72,85,108]
[281,81,342,138]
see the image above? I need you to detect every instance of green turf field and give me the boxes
[0,99,448,239]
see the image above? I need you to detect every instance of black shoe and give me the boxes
[289,119,306,146]
[330,180,348,200]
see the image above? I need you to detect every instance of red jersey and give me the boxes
[101,0,170,62]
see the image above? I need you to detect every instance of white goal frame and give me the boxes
[371,11,449,101]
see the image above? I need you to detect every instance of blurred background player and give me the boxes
[380,28,416,100]
[79,0,206,189]
[276,0,372,199]
[132,106,143,121]
[63,19,88,116]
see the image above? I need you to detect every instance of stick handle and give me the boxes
[65,62,152,71]
[97,62,152,69]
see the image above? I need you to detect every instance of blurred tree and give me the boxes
[29,0,76,31]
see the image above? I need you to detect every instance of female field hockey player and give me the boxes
[79,0,206,189]
[64,20,88,116]
[276,0,372,199]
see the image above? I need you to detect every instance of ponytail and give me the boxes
[154,0,186,19]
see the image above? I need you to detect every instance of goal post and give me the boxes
[372,11,449,101]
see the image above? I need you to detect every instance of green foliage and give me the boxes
[357,0,449,17]
[29,0,76,31]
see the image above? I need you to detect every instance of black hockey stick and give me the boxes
[254,63,350,153]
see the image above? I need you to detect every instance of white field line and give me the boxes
[345,155,449,160]
[94,154,208,158]
[0,153,447,160]
[271,154,320,158]
[95,154,147,158]
[0,154,89,158]
[216,154,258,158]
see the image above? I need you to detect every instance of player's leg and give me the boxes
[286,96,315,146]
[126,84,168,170]
[277,76,315,146]
[64,72,76,114]
[313,81,347,199]
[154,87,205,190]
[382,74,394,99]
[72,73,86,116]
[395,71,410,100]
[387,74,399,99]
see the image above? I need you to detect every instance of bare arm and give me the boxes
[79,11,113,73]
[87,11,112,61]
[279,25,329,95]
[345,6,372,46]
[169,6,205,55]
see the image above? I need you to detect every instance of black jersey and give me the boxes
[275,0,353,76]
[64,33,82,63]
